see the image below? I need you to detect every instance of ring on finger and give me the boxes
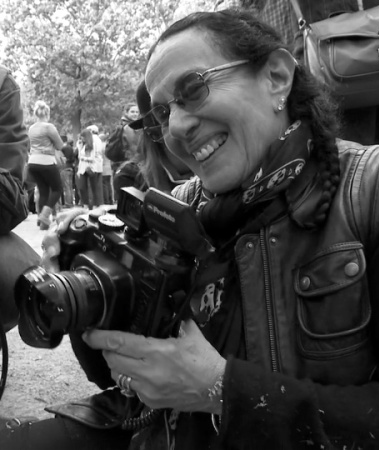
[117,374,136,398]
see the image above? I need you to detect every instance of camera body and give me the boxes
[16,187,211,348]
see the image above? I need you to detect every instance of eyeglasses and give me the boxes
[141,110,164,143]
[143,125,164,143]
[148,59,250,127]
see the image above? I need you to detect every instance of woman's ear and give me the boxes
[263,48,297,100]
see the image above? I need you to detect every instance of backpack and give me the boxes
[105,124,129,163]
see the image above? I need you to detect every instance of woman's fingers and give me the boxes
[82,321,226,412]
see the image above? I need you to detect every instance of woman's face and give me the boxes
[146,29,285,194]
[127,106,140,121]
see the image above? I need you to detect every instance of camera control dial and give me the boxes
[98,213,125,232]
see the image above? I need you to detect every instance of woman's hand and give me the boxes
[82,319,226,414]
[40,207,87,272]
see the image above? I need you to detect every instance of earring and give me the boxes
[277,96,287,111]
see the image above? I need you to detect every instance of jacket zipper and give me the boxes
[260,230,280,372]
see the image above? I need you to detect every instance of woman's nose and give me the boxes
[167,104,199,141]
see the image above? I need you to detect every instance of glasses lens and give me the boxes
[177,73,209,105]
[151,105,170,126]
[144,125,163,143]
[143,112,157,128]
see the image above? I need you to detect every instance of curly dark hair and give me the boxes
[148,9,341,227]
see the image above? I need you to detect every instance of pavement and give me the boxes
[12,212,46,257]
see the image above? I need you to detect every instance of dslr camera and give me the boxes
[15,187,211,349]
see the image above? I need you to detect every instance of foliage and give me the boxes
[0,0,213,138]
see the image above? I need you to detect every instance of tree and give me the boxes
[0,0,168,137]
[1,0,214,138]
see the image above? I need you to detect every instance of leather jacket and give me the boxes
[169,138,379,449]
[219,139,379,449]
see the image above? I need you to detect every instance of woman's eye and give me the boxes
[158,108,170,124]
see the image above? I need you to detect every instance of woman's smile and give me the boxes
[192,133,228,162]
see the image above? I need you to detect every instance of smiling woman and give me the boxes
[3,8,379,450]
[145,20,300,195]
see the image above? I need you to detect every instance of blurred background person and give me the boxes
[59,136,75,208]
[73,136,81,206]
[106,103,141,182]
[121,103,140,161]
[26,100,64,230]
[76,128,103,209]
[99,133,114,204]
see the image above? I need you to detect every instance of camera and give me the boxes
[15,187,211,349]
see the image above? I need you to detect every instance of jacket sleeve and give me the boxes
[221,358,379,448]
[0,68,29,234]
[0,69,29,183]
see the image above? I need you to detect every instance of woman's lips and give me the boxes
[193,134,228,162]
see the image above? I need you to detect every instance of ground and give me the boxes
[0,212,101,424]
[0,329,100,422]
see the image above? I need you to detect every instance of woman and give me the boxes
[27,100,64,230]
[2,9,379,450]
[99,133,114,205]
[106,103,141,174]
[76,128,103,209]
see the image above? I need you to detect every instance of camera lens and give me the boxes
[15,266,106,348]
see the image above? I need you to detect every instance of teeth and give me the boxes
[194,146,214,162]
[193,135,227,162]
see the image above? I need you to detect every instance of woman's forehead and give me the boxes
[146,29,226,101]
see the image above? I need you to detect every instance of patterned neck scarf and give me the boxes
[197,120,315,246]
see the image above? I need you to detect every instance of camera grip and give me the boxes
[70,331,114,390]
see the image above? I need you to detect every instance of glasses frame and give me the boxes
[147,59,250,128]
[143,124,164,143]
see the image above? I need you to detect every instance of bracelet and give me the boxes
[208,370,224,434]
[208,373,224,402]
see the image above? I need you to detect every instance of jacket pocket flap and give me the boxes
[294,242,365,297]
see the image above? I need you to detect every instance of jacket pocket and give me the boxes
[294,242,370,360]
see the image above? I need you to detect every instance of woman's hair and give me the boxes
[125,132,168,190]
[148,10,341,227]
[80,128,94,152]
[33,100,50,120]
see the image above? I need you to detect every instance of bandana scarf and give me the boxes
[197,120,314,245]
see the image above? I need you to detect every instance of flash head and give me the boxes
[117,186,211,257]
